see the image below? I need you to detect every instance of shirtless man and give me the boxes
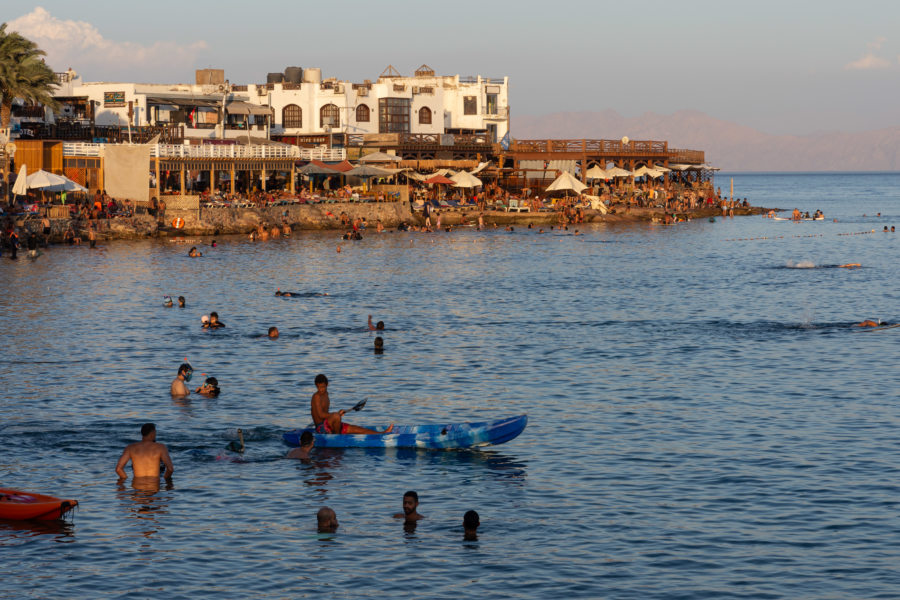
[368,315,385,331]
[171,363,193,397]
[855,320,887,328]
[115,423,174,481]
[393,491,424,522]
[286,430,314,459]
[310,374,392,435]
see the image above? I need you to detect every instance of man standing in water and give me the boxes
[171,363,193,397]
[311,374,393,435]
[115,423,174,481]
[393,491,424,523]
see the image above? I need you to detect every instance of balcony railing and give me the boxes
[511,139,669,155]
[482,107,508,118]
[62,142,345,161]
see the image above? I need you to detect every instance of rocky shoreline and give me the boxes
[10,202,777,242]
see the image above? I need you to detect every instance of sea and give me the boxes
[1,172,898,599]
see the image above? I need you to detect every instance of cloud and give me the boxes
[845,53,891,71]
[867,36,887,51]
[7,7,207,81]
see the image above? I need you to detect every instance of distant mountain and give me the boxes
[511,110,900,172]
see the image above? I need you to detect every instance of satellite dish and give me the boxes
[621,136,629,145]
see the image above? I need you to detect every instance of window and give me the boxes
[356,104,370,122]
[320,104,340,129]
[378,98,410,133]
[486,94,498,115]
[463,96,477,115]
[283,104,302,128]
[418,106,432,125]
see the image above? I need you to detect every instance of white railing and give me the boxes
[63,142,346,161]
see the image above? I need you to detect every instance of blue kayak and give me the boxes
[283,415,527,449]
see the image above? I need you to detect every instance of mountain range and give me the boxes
[511,110,900,172]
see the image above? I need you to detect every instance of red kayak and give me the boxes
[0,488,78,521]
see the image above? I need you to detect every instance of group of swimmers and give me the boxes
[115,422,481,540]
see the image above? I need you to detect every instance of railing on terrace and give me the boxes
[669,148,705,164]
[399,133,491,146]
[459,77,505,84]
[62,142,345,161]
[510,139,669,155]
[482,107,508,118]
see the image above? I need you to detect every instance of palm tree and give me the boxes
[0,22,59,130]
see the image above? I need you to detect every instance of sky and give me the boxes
[7,0,900,136]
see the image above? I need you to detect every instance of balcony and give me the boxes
[62,142,346,161]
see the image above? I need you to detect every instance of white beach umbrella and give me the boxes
[652,164,671,172]
[11,165,28,196]
[584,164,608,180]
[358,151,402,163]
[604,166,632,178]
[545,171,588,194]
[25,169,68,189]
[451,171,483,188]
[633,166,663,179]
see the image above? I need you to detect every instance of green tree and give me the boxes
[0,22,59,131]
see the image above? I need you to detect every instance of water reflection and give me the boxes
[303,449,345,495]
[116,477,174,538]
[0,519,76,544]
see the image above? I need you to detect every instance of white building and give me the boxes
[50,64,509,144]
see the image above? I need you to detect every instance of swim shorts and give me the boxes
[315,421,349,434]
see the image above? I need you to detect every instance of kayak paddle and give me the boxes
[346,399,367,413]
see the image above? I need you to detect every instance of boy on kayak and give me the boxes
[311,374,393,434]
[115,423,174,481]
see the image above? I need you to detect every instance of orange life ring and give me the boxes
[172,217,185,229]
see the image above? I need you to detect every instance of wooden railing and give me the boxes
[510,139,669,155]
[62,142,345,161]
[669,148,705,164]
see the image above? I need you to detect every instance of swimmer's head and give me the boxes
[314,374,328,387]
[376,321,385,330]
[141,423,156,438]
[177,296,185,307]
[210,312,219,322]
[178,363,193,380]
[201,315,209,324]
[268,326,279,338]
[300,431,314,448]
[275,290,283,296]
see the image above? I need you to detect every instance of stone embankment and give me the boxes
[12,202,775,242]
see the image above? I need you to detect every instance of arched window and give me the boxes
[320,104,340,129]
[418,106,432,125]
[356,104,370,122]
[282,104,302,128]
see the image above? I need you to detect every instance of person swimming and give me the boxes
[178,296,185,308]
[855,320,890,328]
[275,290,294,297]
[374,336,384,354]
[163,296,173,307]
[195,376,220,397]
[201,315,210,328]
[268,326,279,339]
[368,315,385,331]
[188,246,202,257]
[208,312,225,328]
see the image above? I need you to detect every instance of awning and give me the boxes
[146,95,220,108]
[225,101,272,116]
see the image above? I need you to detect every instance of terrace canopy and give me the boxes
[423,175,456,185]
[604,166,633,178]
[225,101,273,116]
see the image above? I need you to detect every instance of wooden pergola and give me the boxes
[155,157,297,195]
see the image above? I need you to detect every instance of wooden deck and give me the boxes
[506,139,704,167]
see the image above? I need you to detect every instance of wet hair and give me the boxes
[177,296,185,306]
[268,326,279,336]
[374,336,384,351]
[376,321,385,330]
[141,423,156,437]
[210,312,219,319]
[300,431,314,447]
[178,363,193,375]
[403,491,418,502]
[205,377,218,387]
[464,510,480,529]
[314,374,328,386]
